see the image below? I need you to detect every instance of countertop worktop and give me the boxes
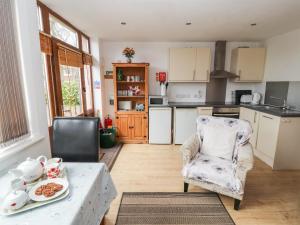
[166,101,300,117]
[168,102,239,108]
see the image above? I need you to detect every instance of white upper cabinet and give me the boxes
[230,48,266,82]
[169,47,211,82]
[195,48,211,82]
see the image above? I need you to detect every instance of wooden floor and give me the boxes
[103,144,300,225]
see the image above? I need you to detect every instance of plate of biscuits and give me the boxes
[28,178,69,202]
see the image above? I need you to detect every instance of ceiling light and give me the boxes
[250,23,257,26]
[185,22,192,26]
[121,22,126,25]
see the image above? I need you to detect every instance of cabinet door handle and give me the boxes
[193,70,196,80]
[254,112,257,123]
[143,116,147,119]
[262,115,273,120]
[206,70,210,80]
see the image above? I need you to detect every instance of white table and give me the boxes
[0,163,117,225]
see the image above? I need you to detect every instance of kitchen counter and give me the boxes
[167,101,300,117]
[241,104,300,117]
[168,102,239,108]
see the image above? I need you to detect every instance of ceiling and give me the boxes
[40,0,300,41]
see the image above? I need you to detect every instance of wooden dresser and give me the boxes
[113,63,149,143]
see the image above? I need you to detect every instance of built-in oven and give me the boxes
[212,107,240,119]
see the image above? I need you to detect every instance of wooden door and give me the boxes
[169,48,196,82]
[256,113,280,159]
[235,48,266,82]
[115,114,131,140]
[194,48,211,82]
[130,114,148,142]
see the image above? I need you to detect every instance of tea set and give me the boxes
[2,156,64,211]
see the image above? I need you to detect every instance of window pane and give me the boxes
[60,65,83,116]
[81,36,89,53]
[49,15,78,48]
[37,6,43,31]
[84,65,93,110]
[41,54,52,126]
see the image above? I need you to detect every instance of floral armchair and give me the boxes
[181,116,254,210]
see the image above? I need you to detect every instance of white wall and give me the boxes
[101,41,264,118]
[0,0,51,173]
[264,28,300,81]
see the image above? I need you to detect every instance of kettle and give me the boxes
[251,92,261,105]
[9,156,47,183]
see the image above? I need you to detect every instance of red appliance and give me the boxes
[104,115,113,128]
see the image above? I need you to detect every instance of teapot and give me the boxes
[9,156,47,183]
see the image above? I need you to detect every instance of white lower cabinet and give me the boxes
[256,113,280,166]
[174,108,198,144]
[239,107,259,147]
[240,107,300,169]
[197,107,213,116]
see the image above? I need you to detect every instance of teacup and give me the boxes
[44,158,63,179]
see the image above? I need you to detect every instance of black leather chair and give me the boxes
[52,117,100,162]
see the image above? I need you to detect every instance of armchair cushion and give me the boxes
[202,124,238,160]
[182,153,242,193]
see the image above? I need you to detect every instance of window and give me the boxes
[0,0,29,148]
[84,65,93,111]
[41,54,53,125]
[60,65,83,116]
[81,36,89,53]
[49,15,78,47]
[37,6,43,31]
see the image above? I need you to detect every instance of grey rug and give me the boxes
[99,142,123,171]
[116,192,235,225]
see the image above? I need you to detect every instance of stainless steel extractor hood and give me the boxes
[210,41,239,79]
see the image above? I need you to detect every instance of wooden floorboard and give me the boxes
[103,144,300,225]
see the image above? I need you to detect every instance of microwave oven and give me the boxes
[149,95,168,106]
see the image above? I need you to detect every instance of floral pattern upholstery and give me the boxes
[182,153,242,193]
[181,116,254,200]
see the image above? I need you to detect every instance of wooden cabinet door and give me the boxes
[169,48,196,82]
[256,113,280,159]
[232,48,266,82]
[115,114,131,140]
[130,114,147,141]
[195,48,211,82]
[239,107,259,147]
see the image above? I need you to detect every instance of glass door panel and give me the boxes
[59,65,83,116]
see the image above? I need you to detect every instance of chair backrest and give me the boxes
[52,117,100,162]
[197,116,252,162]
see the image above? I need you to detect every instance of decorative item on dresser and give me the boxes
[122,47,135,63]
[113,63,149,144]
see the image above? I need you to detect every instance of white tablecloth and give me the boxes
[0,163,117,225]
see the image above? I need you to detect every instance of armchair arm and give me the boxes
[236,143,254,182]
[180,134,201,165]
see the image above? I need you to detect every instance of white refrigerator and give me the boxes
[149,107,172,144]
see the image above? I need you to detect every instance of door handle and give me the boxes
[193,70,196,80]
[254,112,257,123]
[262,115,273,120]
